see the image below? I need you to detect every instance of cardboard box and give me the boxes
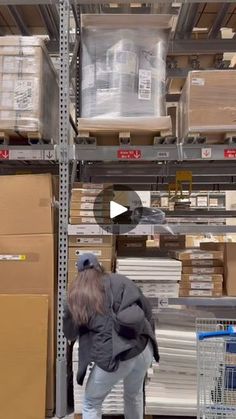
[172,249,223,261]
[70,201,110,210]
[200,242,236,296]
[69,235,114,247]
[0,174,55,235]
[73,182,113,190]
[180,281,223,291]
[182,259,223,267]
[71,188,113,201]
[69,216,111,224]
[182,274,223,282]
[179,289,222,297]
[0,294,48,419]
[69,246,114,259]
[182,266,224,274]
[70,209,110,218]
[0,234,56,413]
[179,70,236,138]
[160,234,186,243]
[160,241,185,250]
[200,242,225,252]
[68,258,113,274]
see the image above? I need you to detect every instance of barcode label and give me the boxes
[14,80,33,110]
[0,254,26,261]
[138,69,151,100]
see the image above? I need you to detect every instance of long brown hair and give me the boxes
[68,267,106,325]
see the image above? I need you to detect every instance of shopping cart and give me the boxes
[196,319,236,419]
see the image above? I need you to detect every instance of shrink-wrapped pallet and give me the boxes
[81,14,173,119]
[0,36,58,142]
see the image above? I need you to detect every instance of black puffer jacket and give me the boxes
[63,273,159,385]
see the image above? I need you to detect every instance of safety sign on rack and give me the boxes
[158,297,169,308]
[201,148,212,159]
[117,150,141,160]
[0,150,9,159]
[224,149,236,158]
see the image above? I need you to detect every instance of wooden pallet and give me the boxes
[183,131,236,145]
[0,130,52,145]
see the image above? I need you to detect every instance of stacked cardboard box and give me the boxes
[0,174,57,415]
[159,235,186,250]
[116,235,147,256]
[171,249,224,297]
[200,242,236,296]
[179,70,236,140]
[0,36,58,142]
[69,183,115,285]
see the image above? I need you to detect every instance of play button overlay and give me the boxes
[110,201,128,219]
[94,185,143,234]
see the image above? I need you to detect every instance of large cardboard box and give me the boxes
[179,70,236,138]
[0,294,48,419]
[180,281,223,291]
[0,234,56,413]
[0,174,55,235]
[182,259,223,267]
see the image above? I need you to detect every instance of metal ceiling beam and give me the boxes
[38,4,59,39]
[7,5,30,36]
[208,3,230,39]
[175,3,200,39]
[169,39,236,54]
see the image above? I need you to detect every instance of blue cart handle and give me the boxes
[198,326,236,341]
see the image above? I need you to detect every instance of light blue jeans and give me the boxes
[82,341,153,419]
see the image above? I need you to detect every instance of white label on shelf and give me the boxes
[201,148,212,159]
[189,290,213,296]
[192,77,205,86]
[190,253,213,260]
[138,69,151,100]
[158,297,169,308]
[157,151,170,159]
[14,80,33,110]
[192,268,215,274]
[82,64,95,90]
[0,254,26,261]
[9,149,43,160]
[75,249,102,257]
[77,238,103,245]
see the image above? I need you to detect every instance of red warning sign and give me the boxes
[117,150,141,160]
[0,150,9,159]
[224,149,236,158]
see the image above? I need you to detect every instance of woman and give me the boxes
[63,253,159,419]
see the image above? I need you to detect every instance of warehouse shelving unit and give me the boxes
[1,1,236,418]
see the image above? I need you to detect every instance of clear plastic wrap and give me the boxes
[0,36,58,142]
[179,70,236,138]
[81,15,172,119]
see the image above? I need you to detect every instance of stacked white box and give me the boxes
[73,341,124,415]
[145,314,197,416]
[116,257,182,298]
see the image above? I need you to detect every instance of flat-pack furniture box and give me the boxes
[0,36,58,142]
[171,249,223,262]
[0,174,55,235]
[0,295,48,419]
[179,70,236,139]
[0,234,56,414]
[200,242,236,296]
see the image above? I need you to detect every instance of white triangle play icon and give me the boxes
[110,201,128,219]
